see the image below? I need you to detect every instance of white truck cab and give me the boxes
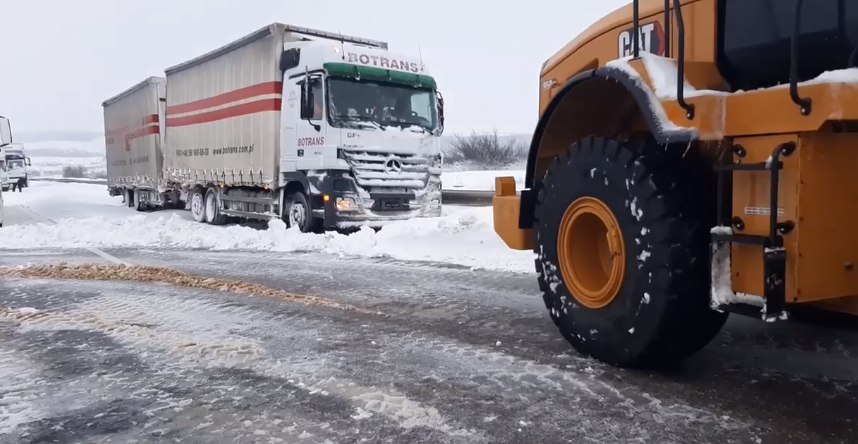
[3,143,30,190]
[280,38,444,228]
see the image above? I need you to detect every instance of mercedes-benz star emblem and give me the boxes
[384,159,403,173]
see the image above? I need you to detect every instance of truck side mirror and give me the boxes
[436,90,445,135]
[300,80,315,120]
[280,48,301,71]
[300,77,321,132]
[25,157,31,167]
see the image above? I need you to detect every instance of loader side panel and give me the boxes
[730,133,858,304]
[164,32,283,187]
[102,78,165,190]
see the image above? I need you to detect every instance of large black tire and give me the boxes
[285,191,322,233]
[204,188,229,225]
[535,136,727,368]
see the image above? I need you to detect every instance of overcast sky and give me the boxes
[1,0,627,136]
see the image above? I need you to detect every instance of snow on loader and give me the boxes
[494,0,858,367]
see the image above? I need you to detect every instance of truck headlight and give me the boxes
[432,154,443,168]
[336,197,357,212]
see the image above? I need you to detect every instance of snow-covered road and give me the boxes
[0,181,533,273]
[2,183,858,442]
[1,249,858,442]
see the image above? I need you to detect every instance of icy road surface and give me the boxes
[1,183,858,442]
[3,250,858,442]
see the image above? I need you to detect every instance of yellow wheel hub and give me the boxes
[557,197,626,309]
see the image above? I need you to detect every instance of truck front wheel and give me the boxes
[285,191,321,233]
[190,188,206,223]
[535,136,727,368]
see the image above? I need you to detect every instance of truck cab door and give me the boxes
[295,75,328,171]
[282,74,328,174]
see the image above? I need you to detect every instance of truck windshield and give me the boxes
[327,78,438,133]
[7,155,24,170]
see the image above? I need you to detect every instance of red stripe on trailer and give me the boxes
[166,82,283,115]
[105,114,160,138]
[166,98,281,127]
[123,125,160,152]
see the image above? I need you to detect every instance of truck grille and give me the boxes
[342,150,433,193]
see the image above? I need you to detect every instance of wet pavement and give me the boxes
[1,248,858,443]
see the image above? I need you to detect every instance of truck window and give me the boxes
[409,92,435,128]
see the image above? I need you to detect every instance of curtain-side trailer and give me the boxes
[102,77,175,211]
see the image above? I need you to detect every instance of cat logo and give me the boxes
[618,21,665,58]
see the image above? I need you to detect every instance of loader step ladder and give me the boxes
[712,142,796,320]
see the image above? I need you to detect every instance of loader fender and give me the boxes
[520,67,697,229]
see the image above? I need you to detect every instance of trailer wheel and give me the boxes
[134,191,148,212]
[535,136,727,368]
[204,188,228,225]
[190,188,206,223]
[285,191,321,233]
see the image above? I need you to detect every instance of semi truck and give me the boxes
[3,143,31,191]
[493,0,858,367]
[103,23,444,231]
[0,116,11,226]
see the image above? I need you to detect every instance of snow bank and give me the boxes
[3,181,127,220]
[0,181,533,272]
[0,205,534,273]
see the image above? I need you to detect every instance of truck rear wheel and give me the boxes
[190,188,206,223]
[535,136,727,368]
[204,188,228,225]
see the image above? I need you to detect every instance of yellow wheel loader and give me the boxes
[494,0,858,367]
